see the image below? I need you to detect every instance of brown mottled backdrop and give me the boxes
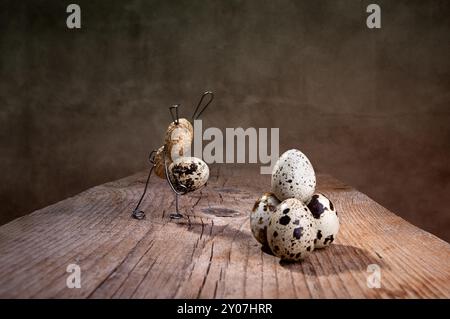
[0,0,449,241]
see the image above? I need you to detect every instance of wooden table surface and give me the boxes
[0,165,449,299]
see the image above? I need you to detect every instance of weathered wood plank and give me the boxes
[0,165,449,298]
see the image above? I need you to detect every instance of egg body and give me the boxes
[250,193,280,246]
[271,149,316,202]
[165,118,193,160]
[154,146,170,179]
[307,193,339,248]
[168,157,209,193]
[267,198,316,261]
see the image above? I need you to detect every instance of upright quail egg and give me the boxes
[307,193,339,248]
[168,156,209,193]
[271,149,316,202]
[267,198,316,261]
[165,118,193,161]
[250,193,280,246]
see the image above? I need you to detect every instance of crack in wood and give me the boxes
[109,239,156,298]
[192,191,203,210]
[197,242,214,298]
[199,218,205,240]
[130,258,158,298]
[92,230,157,297]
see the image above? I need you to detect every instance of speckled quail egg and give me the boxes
[267,198,317,261]
[154,146,171,179]
[271,149,316,202]
[165,118,193,161]
[168,156,209,193]
[307,193,339,249]
[250,193,281,246]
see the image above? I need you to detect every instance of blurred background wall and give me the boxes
[0,0,449,241]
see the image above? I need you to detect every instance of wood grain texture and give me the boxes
[0,165,449,299]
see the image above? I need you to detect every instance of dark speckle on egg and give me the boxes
[293,227,303,239]
[324,235,334,245]
[317,230,323,240]
[279,215,291,225]
[307,195,325,219]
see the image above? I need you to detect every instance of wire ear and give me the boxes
[191,91,214,121]
[169,104,180,124]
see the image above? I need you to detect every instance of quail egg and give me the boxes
[267,198,316,261]
[307,193,339,248]
[271,149,316,202]
[168,156,209,193]
[154,146,171,179]
[165,118,193,161]
[250,192,280,246]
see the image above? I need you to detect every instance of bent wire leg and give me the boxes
[131,150,157,220]
[163,145,188,219]
[170,193,183,219]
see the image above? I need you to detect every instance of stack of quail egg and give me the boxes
[153,118,209,192]
[250,149,339,261]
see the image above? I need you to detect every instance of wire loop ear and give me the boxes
[191,91,214,121]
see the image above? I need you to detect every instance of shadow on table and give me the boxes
[279,244,389,276]
[173,217,389,276]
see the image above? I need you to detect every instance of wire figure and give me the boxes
[131,91,214,220]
